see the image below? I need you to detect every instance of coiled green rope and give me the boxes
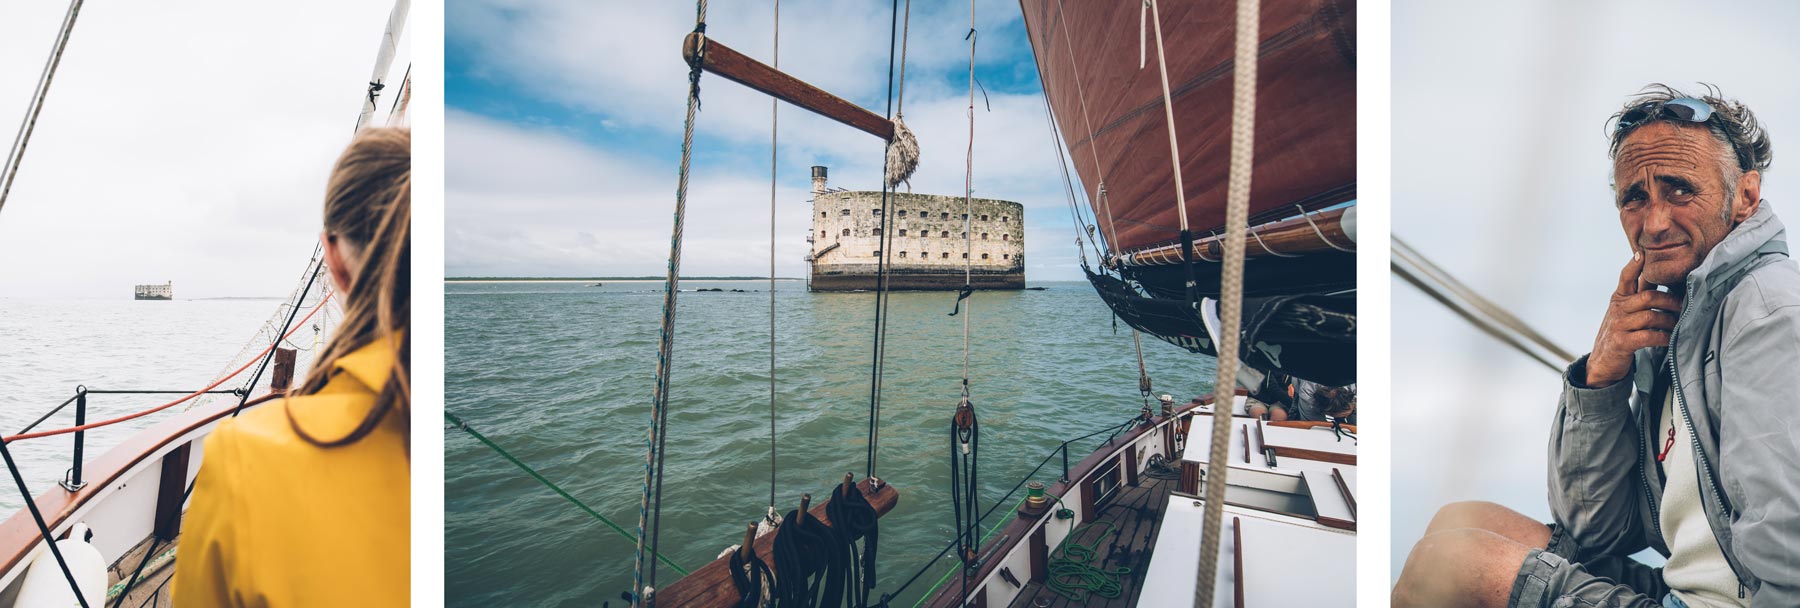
[1046,521,1130,602]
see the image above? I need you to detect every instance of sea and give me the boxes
[0,297,304,512]
[444,279,1217,607]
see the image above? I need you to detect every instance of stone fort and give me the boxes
[807,166,1025,291]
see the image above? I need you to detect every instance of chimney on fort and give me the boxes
[811,165,828,196]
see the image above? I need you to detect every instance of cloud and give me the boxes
[447,0,1092,279]
[0,1,412,298]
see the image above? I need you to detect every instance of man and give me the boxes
[1394,85,1800,607]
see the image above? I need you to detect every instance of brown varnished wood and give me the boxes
[683,33,894,141]
[1232,516,1245,608]
[999,476,1178,608]
[654,478,899,607]
[152,443,190,542]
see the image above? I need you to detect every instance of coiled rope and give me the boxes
[634,1,708,603]
[0,0,85,218]
[1046,522,1129,602]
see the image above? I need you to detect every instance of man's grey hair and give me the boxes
[1608,83,1773,217]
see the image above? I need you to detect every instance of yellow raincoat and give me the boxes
[172,337,408,607]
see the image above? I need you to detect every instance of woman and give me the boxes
[173,127,410,606]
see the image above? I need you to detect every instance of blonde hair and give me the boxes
[287,127,410,450]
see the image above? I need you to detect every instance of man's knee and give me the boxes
[1395,528,1528,608]
[1426,501,1551,547]
[1269,406,1289,421]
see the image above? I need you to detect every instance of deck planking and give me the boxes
[1007,475,1177,608]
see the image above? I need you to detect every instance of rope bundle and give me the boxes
[884,117,919,189]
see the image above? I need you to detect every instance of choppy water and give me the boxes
[0,297,304,512]
[444,280,1216,607]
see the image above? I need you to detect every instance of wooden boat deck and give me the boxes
[1006,474,1178,608]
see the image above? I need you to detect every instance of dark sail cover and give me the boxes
[1086,268,1355,387]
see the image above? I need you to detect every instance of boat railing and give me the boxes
[12,387,245,492]
[876,415,1145,606]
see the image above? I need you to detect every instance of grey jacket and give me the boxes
[1549,204,1800,606]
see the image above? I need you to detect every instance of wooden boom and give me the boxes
[652,478,900,607]
[682,32,894,141]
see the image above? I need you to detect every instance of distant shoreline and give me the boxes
[446,277,806,283]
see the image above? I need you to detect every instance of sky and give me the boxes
[1392,0,1800,578]
[0,1,413,299]
[444,0,1087,279]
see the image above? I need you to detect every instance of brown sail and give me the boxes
[1022,0,1356,253]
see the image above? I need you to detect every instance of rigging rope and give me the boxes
[1184,0,1259,602]
[444,411,690,575]
[950,4,982,604]
[0,440,88,607]
[634,2,707,603]
[233,249,326,417]
[865,0,904,484]
[0,0,85,219]
[766,0,782,527]
[1392,237,1574,371]
[4,293,332,443]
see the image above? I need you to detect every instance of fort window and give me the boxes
[842,228,851,236]
[898,210,907,218]
[1002,216,1008,222]
[821,230,827,237]
[898,229,907,236]
[941,212,949,219]
[962,253,969,259]
[873,250,881,257]
[1003,254,1010,260]
[842,209,850,216]
[982,253,990,260]
[873,228,882,236]
[981,214,989,221]
[822,212,828,218]
[873,209,882,216]
[962,213,968,220]
[941,231,950,238]
[961,232,967,239]
[1002,234,1009,241]
[942,252,950,259]
[921,252,929,259]
[981,233,989,240]
[899,251,907,258]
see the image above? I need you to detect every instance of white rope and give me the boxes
[1053,0,1121,250]
[1298,204,1355,252]
[0,0,85,219]
[1190,0,1259,602]
[1249,225,1298,258]
[886,0,918,191]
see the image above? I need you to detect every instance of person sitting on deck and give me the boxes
[172,128,411,607]
[1393,85,1800,608]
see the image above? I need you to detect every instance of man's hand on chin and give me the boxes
[1585,250,1683,388]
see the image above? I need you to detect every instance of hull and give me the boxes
[1023,0,1357,253]
[810,266,1025,291]
[133,295,171,301]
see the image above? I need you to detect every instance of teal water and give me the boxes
[443,280,1215,607]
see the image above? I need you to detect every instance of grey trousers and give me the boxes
[1507,527,1671,608]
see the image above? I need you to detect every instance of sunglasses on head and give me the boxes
[1615,97,1715,134]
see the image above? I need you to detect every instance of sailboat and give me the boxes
[0,2,410,605]
[606,0,1361,606]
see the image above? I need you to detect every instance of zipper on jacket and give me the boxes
[1666,286,1749,591]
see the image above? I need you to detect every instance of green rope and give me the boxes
[1046,521,1129,602]
[910,497,1024,608]
[445,411,691,576]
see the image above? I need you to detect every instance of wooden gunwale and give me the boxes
[923,400,1202,608]
[0,393,282,588]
